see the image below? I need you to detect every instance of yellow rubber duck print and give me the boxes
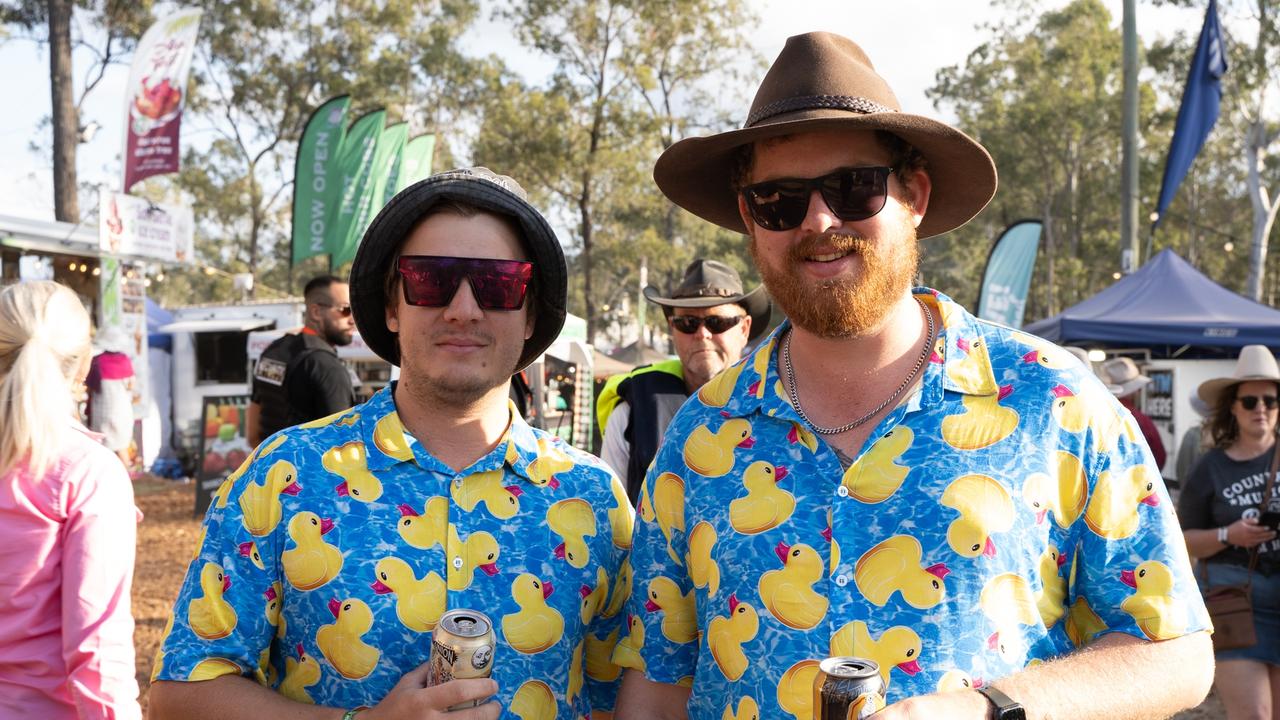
[1066,596,1108,648]
[298,408,357,429]
[853,535,949,608]
[1120,560,1186,640]
[527,437,574,489]
[578,566,609,625]
[749,339,773,398]
[940,474,1014,559]
[282,512,343,591]
[652,472,686,565]
[776,659,820,720]
[188,562,237,640]
[371,556,446,632]
[728,460,793,535]
[397,495,448,549]
[317,598,380,680]
[940,385,1019,450]
[683,417,754,478]
[708,593,759,682]
[238,459,299,536]
[1085,464,1160,540]
[446,524,500,591]
[686,521,721,597]
[643,576,697,644]
[722,696,759,720]
[216,435,288,509]
[255,646,276,687]
[830,620,922,686]
[786,421,819,453]
[1021,450,1087,528]
[758,541,828,630]
[1036,545,1067,628]
[1020,343,1080,371]
[279,643,321,703]
[238,540,265,570]
[502,573,564,654]
[511,679,557,719]
[323,441,383,503]
[937,669,982,692]
[841,427,913,503]
[1049,383,1133,452]
[451,469,523,519]
[547,498,597,569]
[699,362,746,408]
[980,573,1040,661]
[947,335,998,393]
[372,411,414,461]
[150,613,175,681]
[824,507,840,576]
[607,477,633,550]
[613,613,647,671]
[585,627,622,682]
[264,581,284,627]
[601,558,632,618]
[188,657,241,681]
[566,638,585,704]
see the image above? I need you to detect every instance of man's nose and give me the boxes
[798,188,843,235]
[441,279,484,322]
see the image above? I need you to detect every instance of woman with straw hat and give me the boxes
[1178,344,1280,718]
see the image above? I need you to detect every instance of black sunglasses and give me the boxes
[314,302,352,317]
[397,255,533,311]
[740,166,894,231]
[1237,394,1279,411]
[670,314,745,335]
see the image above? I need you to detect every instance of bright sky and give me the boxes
[0,0,1203,222]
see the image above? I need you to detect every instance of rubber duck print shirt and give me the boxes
[154,386,632,717]
[615,288,1210,719]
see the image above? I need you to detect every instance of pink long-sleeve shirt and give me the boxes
[0,422,142,719]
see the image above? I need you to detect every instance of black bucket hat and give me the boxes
[643,259,771,341]
[350,167,567,371]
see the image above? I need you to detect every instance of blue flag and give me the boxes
[1152,0,1227,230]
[977,220,1042,328]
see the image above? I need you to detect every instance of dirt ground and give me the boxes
[129,478,1226,718]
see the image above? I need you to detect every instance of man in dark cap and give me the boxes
[614,32,1212,720]
[150,168,631,719]
[596,258,769,505]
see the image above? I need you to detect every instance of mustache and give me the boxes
[787,232,868,262]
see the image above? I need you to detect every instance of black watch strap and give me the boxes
[977,686,1026,720]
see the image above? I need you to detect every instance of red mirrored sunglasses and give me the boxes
[396,255,533,311]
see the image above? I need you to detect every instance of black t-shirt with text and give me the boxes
[1177,446,1280,575]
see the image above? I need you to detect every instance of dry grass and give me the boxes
[129,478,1226,717]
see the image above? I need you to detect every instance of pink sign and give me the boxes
[122,10,202,192]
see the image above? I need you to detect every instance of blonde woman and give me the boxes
[0,281,141,719]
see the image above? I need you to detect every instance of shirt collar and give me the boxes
[717,287,998,425]
[360,385,540,480]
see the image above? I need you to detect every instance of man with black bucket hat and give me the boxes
[614,32,1214,720]
[150,168,631,719]
[596,258,770,505]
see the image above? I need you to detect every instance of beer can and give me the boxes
[429,609,496,710]
[813,656,887,720]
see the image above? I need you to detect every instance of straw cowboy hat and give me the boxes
[643,259,771,341]
[653,31,997,239]
[1103,357,1152,397]
[94,325,131,354]
[1197,344,1280,407]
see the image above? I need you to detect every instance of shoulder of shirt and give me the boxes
[526,426,615,482]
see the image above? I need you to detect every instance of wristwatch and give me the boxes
[977,686,1026,720]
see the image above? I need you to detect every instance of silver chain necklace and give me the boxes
[783,296,935,436]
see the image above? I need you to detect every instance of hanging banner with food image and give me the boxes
[194,395,253,516]
[99,190,195,264]
[122,8,203,192]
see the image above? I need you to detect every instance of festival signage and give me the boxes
[326,110,386,268]
[351,122,409,257]
[122,9,203,192]
[290,95,351,265]
[99,191,195,264]
[390,133,436,198]
[977,219,1042,328]
[193,395,252,516]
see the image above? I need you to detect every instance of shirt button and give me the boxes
[836,486,849,498]
[835,574,849,587]
[452,557,464,569]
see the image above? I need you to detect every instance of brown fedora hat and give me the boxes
[654,32,997,239]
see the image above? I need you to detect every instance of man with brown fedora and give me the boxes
[150,168,631,719]
[596,258,769,505]
[615,32,1212,720]
[1103,357,1167,470]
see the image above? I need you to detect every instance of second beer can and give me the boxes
[813,656,887,720]
[429,609,496,710]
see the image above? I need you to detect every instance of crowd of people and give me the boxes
[0,28,1276,720]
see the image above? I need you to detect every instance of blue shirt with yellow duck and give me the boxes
[153,385,633,717]
[614,288,1211,719]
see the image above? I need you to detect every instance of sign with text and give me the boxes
[193,394,252,517]
[122,9,202,191]
[99,191,194,264]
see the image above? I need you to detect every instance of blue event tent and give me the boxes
[1024,249,1280,352]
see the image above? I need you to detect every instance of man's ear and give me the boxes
[901,168,932,229]
[385,302,400,334]
[524,306,535,341]
[740,313,752,339]
[737,194,755,233]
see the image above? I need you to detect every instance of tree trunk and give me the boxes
[1042,197,1057,317]
[48,0,79,222]
[580,176,594,343]
[1246,119,1279,300]
[248,170,261,299]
